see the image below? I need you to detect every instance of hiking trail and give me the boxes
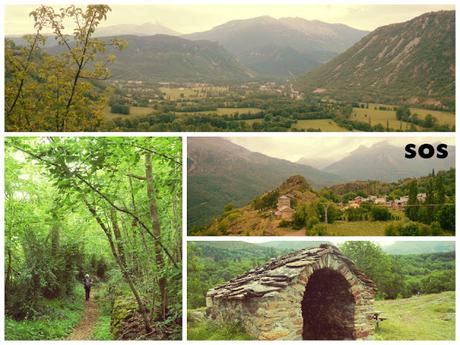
[66,291,101,340]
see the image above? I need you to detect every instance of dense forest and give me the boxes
[5,137,182,340]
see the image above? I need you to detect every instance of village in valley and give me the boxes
[103,79,455,132]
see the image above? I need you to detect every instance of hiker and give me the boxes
[83,274,93,301]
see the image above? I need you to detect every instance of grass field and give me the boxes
[292,119,349,131]
[175,107,262,117]
[351,103,454,130]
[319,221,388,236]
[375,291,455,340]
[410,107,455,127]
[351,107,418,130]
[103,106,153,121]
[160,86,229,101]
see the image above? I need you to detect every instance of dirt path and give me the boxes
[66,292,100,340]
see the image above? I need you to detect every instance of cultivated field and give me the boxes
[409,107,455,127]
[292,119,349,131]
[351,103,454,130]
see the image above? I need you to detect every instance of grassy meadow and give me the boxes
[292,119,349,131]
[351,103,454,130]
[375,291,455,340]
[102,105,153,121]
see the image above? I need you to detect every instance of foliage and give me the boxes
[370,206,392,221]
[188,316,251,340]
[5,5,126,131]
[110,103,130,115]
[5,137,182,339]
[187,242,278,309]
[341,241,403,299]
[5,286,85,340]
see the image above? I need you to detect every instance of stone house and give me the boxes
[392,196,409,209]
[206,244,377,340]
[274,195,295,220]
[417,193,427,202]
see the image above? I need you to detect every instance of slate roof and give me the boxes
[207,244,377,301]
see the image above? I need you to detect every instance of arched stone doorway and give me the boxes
[301,268,355,340]
[206,245,377,340]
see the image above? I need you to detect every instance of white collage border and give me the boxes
[0,1,458,344]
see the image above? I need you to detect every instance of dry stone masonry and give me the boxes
[206,244,377,340]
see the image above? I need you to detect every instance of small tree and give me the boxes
[6,5,126,131]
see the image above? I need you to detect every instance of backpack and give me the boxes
[84,277,92,288]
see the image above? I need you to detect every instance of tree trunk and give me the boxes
[110,208,127,268]
[145,152,167,320]
[82,197,152,333]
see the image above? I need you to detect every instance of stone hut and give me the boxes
[274,195,295,220]
[206,244,377,340]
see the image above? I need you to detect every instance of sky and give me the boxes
[227,137,456,165]
[5,4,454,35]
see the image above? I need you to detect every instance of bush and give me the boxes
[435,205,455,232]
[430,221,443,236]
[223,203,235,212]
[110,103,130,115]
[278,219,291,228]
[370,206,391,221]
[309,224,328,236]
[252,190,279,211]
[384,222,430,236]
[306,216,319,228]
[187,318,251,340]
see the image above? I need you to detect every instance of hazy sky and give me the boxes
[5,4,454,35]
[227,137,455,164]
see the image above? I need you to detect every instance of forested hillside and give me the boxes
[5,137,182,340]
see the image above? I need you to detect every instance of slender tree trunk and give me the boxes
[110,209,127,268]
[145,152,167,320]
[82,197,152,333]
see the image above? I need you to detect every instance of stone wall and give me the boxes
[206,252,376,340]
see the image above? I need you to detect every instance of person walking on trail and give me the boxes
[83,274,93,301]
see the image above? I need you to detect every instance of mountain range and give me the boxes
[184,16,368,79]
[188,139,455,228]
[103,35,255,82]
[321,141,455,182]
[296,10,455,107]
[7,10,454,101]
[187,138,343,228]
